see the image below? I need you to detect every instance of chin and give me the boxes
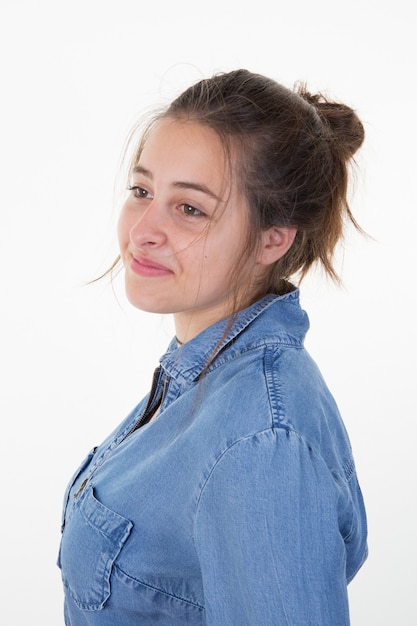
[124,290,172,315]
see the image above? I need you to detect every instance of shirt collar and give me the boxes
[159,289,307,384]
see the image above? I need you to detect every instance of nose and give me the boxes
[129,201,167,249]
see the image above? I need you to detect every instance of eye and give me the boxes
[128,185,153,199]
[180,203,204,217]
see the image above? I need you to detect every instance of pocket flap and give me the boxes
[59,486,133,610]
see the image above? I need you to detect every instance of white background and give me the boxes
[1,0,416,624]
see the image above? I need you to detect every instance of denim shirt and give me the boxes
[58,291,367,625]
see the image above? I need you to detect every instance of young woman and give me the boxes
[58,69,368,625]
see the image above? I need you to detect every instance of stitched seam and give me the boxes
[113,564,204,610]
[167,341,303,384]
[194,428,283,512]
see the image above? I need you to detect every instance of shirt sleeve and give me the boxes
[193,428,366,626]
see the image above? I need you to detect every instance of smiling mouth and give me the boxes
[130,255,173,277]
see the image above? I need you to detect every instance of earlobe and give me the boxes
[258,226,297,266]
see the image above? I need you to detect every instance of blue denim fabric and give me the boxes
[58,290,367,625]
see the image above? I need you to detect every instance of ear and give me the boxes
[257,226,297,266]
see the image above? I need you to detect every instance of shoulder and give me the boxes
[193,427,342,534]
[199,339,354,484]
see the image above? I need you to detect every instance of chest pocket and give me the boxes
[58,485,133,610]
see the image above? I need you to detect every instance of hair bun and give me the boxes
[296,84,365,159]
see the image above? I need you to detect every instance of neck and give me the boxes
[173,307,228,345]
[173,289,262,344]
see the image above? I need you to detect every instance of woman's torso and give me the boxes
[58,292,367,625]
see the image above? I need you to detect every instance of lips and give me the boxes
[129,254,173,277]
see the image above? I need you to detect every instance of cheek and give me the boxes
[199,248,237,286]
[117,210,130,249]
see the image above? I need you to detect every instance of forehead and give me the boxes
[142,117,223,153]
[137,118,231,187]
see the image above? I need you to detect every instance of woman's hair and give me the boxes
[110,69,364,298]
[165,69,364,290]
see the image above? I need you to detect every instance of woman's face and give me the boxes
[118,118,262,340]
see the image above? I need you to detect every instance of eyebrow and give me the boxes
[132,165,222,202]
